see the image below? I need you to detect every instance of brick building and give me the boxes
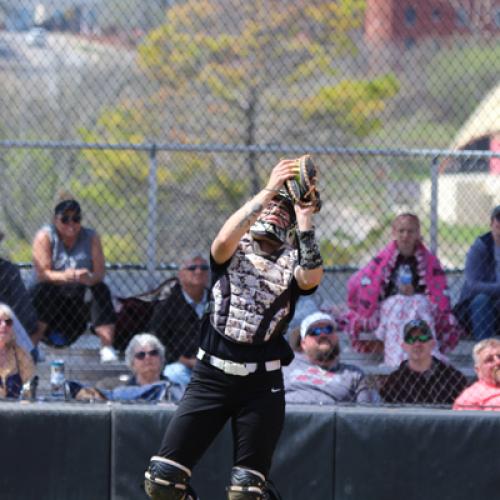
[365,0,500,48]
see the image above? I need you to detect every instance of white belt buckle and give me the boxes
[222,360,250,376]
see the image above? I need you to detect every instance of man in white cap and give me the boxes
[283,311,379,404]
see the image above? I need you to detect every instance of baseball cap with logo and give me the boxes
[300,311,337,339]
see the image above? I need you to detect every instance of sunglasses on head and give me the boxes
[134,349,160,360]
[185,264,209,272]
[59,214,81,224]
[307,324,335,337]
[0,318,13,326]
[404,333,432,345]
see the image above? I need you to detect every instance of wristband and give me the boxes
[297,229,323,269]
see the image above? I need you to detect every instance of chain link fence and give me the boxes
[0,0,499,406]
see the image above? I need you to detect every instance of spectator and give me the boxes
[0,303,35,399]
[0,230,44,357]
[453,338,500,411]
[343,213,461,354]
[455,205,500,340]
[380,319,467,405]
[147,251,209,386]
[30,197,118,363]
[373,277,444,368]
[284,312,379,404]
[73,333,185,402]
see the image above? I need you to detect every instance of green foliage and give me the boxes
[369,110,459,149]
[3,239,32,263]
[302,74,400,137]
[76,0,402,255]
[320,214,393,266]
[425,43,500,127]
[101,233,142,263]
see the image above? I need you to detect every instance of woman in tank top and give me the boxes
[30,198,118,363]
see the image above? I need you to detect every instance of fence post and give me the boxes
[147,144,158,279]
[429,156,439,256]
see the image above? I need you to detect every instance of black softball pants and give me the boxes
[158,359,285,477]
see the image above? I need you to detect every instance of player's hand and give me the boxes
[265,159,299,192]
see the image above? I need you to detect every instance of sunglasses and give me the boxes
[404,333,432,345]
[307,324,335,336]
[59,214,82,224]
[134,349,160,360]
[0,318,13,327]
[184,264,209,272]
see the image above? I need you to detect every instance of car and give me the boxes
[25,27,47,48]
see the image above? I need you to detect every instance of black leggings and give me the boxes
[159,360,285,477]
[31,281,116,344]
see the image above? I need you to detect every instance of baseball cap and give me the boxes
[300,311,336,339]
[491,205,500,221]
[403,318,431,341]
[54,199,81,216]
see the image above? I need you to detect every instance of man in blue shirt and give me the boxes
[456,205,500,339]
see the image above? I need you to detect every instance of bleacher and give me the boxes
[27,266,477,396]
[34,333,129,397]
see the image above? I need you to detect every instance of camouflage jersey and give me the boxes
[210,234,298,345]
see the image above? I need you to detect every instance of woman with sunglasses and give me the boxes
[69,333,185,402]
[0,303,35,399]
[30,197,118,363]
[124,333,167,387]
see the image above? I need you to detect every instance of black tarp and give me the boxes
[1,403,500,500]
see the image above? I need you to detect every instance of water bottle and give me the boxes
[398,264,413,286]
[20,375,39,401]
[50,360,66,399]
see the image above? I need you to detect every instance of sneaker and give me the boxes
[100,345,119,363]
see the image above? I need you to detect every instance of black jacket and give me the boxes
[380,357,468,405]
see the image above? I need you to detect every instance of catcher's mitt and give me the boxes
[285,155,321,212]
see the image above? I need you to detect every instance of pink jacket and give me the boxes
[343,240,461,353]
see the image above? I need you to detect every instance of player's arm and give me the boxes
[211,159,299,264]
[294,203,323,290]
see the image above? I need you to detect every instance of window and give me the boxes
[404,6,417,27]
[495,8,500,28]
[455,7,469,27]
[431,8,441,23]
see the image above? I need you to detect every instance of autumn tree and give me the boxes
[135,0,398,192]
[79,0,399,261]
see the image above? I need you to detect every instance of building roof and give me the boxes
[449,82,500,150]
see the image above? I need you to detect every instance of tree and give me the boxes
[96,0,398,192]
[78,0,399,261]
